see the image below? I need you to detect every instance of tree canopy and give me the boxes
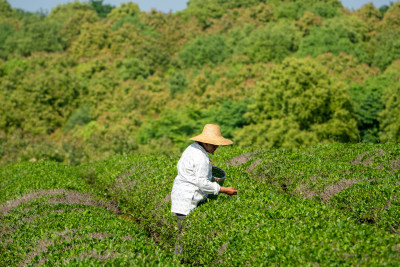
[234,57,359,148]
[0,0,399,165]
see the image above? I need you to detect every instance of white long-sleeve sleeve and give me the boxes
[194,156,220,195]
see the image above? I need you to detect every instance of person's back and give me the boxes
[171,142,218,215]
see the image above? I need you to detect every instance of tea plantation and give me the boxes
[1,143,399,266]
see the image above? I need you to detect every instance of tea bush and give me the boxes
[77,153,180,250]
[75,143,400,265]
[0,161,179,266]
[1,143,400,265]
[176,143,400,265]
[0,198,179,266]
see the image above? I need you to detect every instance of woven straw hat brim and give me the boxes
[190,124,233,146]
[189,135,233,146]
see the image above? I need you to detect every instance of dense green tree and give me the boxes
[234,57,359,148]
[295,11,323,37]
[168,71,188,97]
[0,65,83,134]
[298,16,368,63]
[249,2,275,23]
[69,21,111,58]
[242,21,300,63]
[117,58,149,80]
[4,15,64,56]
[184,0,262,28]
[0,22,15,58]
[136,107,202,149]
[205,99,250,139]
[355,3,382,31]
[1,0,400,165]
[183,0,342,28]
[275,1,339,20]
[372,29,400,70]
[179,34,232,67]
[275,1,308,20]
[311,2,340,18]
[0,0,15,22]
[109,20,145,57]
[48,3,99,49]
[379,83,400,143]
[64,106,92,132]
[89,0,114,18]
[48,1,94,21]
[107,2,141,20]
[315,52,379,84]
[371,3,400,70]
[378,62,400,143]
[349,75,392,143]
[379,2,400,29]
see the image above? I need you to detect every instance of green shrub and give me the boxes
[379,79,400,143]
[178,143,400,265]
[349,75,392,143]
[0,160,178,266]
[89,0,114,19]
[2,143,400,265]
[179,34,232,67]
[65,106,92,132]
[168,71,188,97]
[0,22,15,59]
[117,58,149,80]
[4,15,64,56]
[372,29,400,70]
[243,21,300,63]
[235,57,359,149]
[298,17,368,63]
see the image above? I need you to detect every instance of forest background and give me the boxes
[0,0,400,166]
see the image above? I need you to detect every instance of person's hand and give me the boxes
[220,187,238,195]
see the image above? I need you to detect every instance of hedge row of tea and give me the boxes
[180,143,400,265]
[1,143,399,265]
[0,162,179,266]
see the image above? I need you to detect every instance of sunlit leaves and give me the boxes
[179,34,232,67]
[235,57,359,148]
[379,71,400,143]
[242,21,300,63]
[298,16,369,63]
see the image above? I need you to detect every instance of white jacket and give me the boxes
[171,142,220,215]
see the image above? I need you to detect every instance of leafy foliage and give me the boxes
[0,161,179,266]
[372,28,400,70]
[349,74,394,143]
[1,0,400,264]
[379,74,400,143]
[117,58,149,80]
[65,106,92,132]
[242,21,300,63]
[298,16,368,63]
[4,15,64,56]
[0,22,14,58]
[0,0,399,165]
[1,142,400,265]
[89,0,114,18]
[179,34,232,67]
[235,57,359,148]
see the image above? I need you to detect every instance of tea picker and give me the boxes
[170,124,238,254]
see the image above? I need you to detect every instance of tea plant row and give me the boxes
[1,143,399,265]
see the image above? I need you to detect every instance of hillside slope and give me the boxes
[1,143,399,265]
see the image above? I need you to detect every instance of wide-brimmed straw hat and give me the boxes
[190,124,233,146]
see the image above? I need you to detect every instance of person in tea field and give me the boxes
[171,124,237,254]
